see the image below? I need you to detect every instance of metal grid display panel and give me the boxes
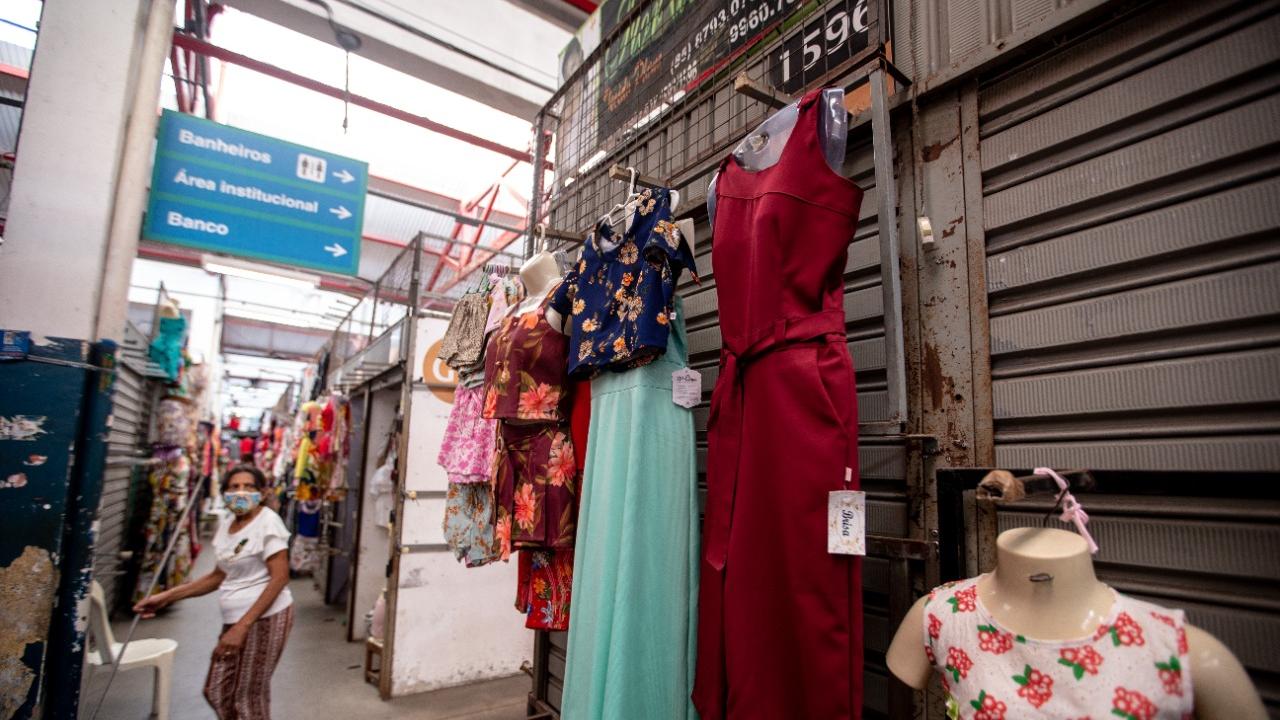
[536,91,913,720]
[528,2,916,716]
[544,0,882,241]
[978,0,1280,711]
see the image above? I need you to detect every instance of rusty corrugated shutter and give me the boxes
[94,326,155,613]
[978,0,1280,711]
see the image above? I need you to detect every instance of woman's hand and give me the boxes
[215,623,249,658]
[132,591,171,619]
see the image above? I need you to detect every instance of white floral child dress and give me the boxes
[924,576,1194,719]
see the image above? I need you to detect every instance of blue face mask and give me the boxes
[223,490,262,516]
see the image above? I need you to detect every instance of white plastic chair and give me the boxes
[87,580,177,720]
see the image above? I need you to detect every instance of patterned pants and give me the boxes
[203,606,294,720]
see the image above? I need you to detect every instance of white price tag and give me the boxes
[828,489,865,556]
[671,367,701,408]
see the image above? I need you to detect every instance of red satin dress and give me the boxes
[694,88,865,719]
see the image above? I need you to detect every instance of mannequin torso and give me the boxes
[707,87,848,225]
[978,527,1116,641]
[514,250,563,325]
[886,528,1265,720]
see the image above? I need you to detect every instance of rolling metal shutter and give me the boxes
[95,327,155,612]
[978,0,1280,711]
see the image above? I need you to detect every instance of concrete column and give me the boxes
[0,0,173,342]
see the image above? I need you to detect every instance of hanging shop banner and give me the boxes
[590,0,868,149]
[144,110,367,276]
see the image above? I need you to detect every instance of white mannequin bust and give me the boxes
[513,249,570,340]
[886,527,1265,719]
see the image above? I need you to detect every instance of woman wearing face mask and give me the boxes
[133,464,293,720]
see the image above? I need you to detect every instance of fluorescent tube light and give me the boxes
[201,255,320,290]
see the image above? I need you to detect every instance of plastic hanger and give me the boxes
[600,167,640,230]
[534,223,549,255]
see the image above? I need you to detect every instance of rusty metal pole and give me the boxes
[527,112,549,261]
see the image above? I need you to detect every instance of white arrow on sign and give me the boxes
[324,243,348,258]
[332,169,355,184]
[329,205,352,220]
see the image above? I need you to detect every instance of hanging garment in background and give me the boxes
[134,453,194,601]
[368,455,396,529]
[289,499,322,575]
[155,397,194,448]
[311,350,330,400]
[438,385,497,483]
[694,88,865,720]
[923,576,1194,719]
[149,315,186,382]
[440,292,490,370]
[561,296,699,720]
[550,188,698,379]
[442,482,501,568]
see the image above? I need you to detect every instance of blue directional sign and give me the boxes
[144,110,367,276]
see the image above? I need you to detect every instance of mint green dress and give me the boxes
[561,297,700,720]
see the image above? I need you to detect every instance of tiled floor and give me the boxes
[82,548,529,720]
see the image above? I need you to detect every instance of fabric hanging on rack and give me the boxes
[438,385,496,484]
[369,452,397,529]
[491,422,577,551]
[442,482,501,568]
[440,292,489,370]
[568,380,590,477]
[133,452,194,601]
[327,395,350,492]
[480,287,579,625]
[311,350,330,400]
[515,548,574,631]
[694,88,865,720]
[561,295,700,718]
[149,314,187,382]
[155,396,194,448]
[551,188,698,379]
[289,499,322,575]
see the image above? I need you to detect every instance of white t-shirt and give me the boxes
[213,507,294,624]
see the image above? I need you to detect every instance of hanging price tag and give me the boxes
[672,367,702,408]
[828,488,865,556]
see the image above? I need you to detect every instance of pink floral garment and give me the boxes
[436,385,496,483]
[924,576,1193,720]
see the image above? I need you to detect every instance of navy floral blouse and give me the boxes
[551,187,698,378]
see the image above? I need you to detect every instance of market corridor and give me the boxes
[83,547,528,720]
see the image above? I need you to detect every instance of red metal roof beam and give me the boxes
[170,32,553,170]
[0,63,29,80]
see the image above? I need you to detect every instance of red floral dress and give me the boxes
[924,576,1194,719]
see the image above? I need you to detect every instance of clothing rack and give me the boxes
[541,165,674,250]
[976,469,1097,503]
[607,163,667,190]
